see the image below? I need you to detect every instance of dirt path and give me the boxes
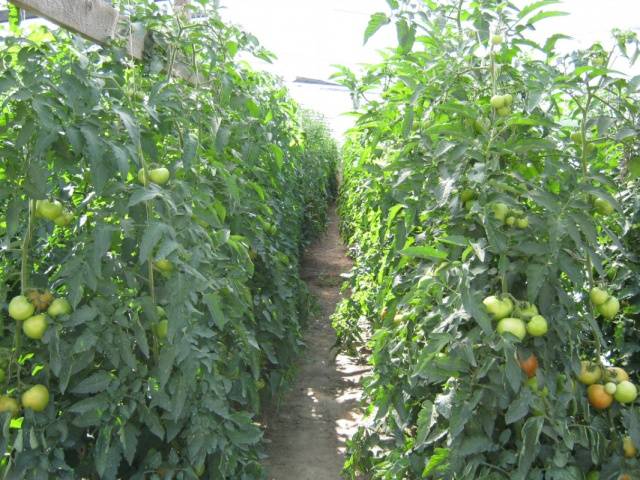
[262,205,368,480]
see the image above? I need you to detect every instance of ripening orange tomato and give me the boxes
[519,353,538,378]
[587,384,613,410]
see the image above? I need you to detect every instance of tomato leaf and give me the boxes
[71,371,112,395]
[400,245,448,260]
[364,13,390,44]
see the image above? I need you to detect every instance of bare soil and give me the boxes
[262,205,368,480]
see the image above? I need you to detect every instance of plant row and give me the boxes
[333,0,640,478]
[0,2,337,478]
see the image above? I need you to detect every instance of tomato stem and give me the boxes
[124,40,160,361]
[578,88,604,361]
[12,198,35,387]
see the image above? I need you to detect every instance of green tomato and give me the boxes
[8,295,35,321]
[515,217,529,229]
[21,384,49,412]
[23,314,48,340]
[154,320,168,339]
[496,106,510,117]
[36,200,63,221]
[149,167,170,185]
[589,287,609,306]
[604,382,617,395]
[47,298,71,317]
[53,211,73,227]
[0,396,19,417]
[460,189,475,202]
[473,118,487,134]
[623,436,638,458]
[577,361,602,385]
[526,315,548,337]
[490,95,505,109]
[497,317,527,341]
[155,259,174,273]
[502,94,513,106]
[584,143,595,154]
[505,216,516,226]
[605,366,629,383]
[491,34,503,45]
[614,380,637,403]
[593,197,614,215]
[597,296,619,320]
[570,131,583,143]
[492,203,509,221]
[483,295,513,320]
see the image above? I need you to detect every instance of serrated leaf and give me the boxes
[415,401,435,445]
[68,394,110,414]
[364,12,390,44]
[120,423,139,465]
[132,317,150,358]
[115,108,140,145]
[400,245,448,260]
[128,187,162,207]
[517,0,562,19]
[95,425,112,477]
[461,282,492,335]
[157,346,176,389]
[526,263,547,302]
[139,223,167,264]
[71,371,112,395]
[526,10,569,26]
[516,417,544,478]
[395,18,416,53]
[506,390,531,424]
[181,132,198,170]
[423,448,449,476]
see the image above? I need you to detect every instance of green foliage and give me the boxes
[0,2,336,478]
[298,110,340,241]
[335,0,640,478]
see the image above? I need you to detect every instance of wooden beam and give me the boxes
[9,0,145,59]
[7,0,201,84]
[10,0,119,44]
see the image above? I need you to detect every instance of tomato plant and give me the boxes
[335,0,640,478]
[0,1,337,478]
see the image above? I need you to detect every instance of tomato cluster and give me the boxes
[484,295,548,340]
[1,292,69,414]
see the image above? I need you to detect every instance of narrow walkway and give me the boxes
[263,205,368,480]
